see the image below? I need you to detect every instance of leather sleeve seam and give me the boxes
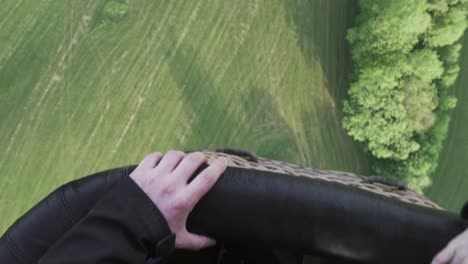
[5,233,33,264]
[58,187,77,226]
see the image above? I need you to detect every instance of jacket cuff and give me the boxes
[116,176,176,258]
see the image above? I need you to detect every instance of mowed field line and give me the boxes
[68,1,178,163]
[97,0,202,164]
[0,0,368,234]
[0,0,25,28]
[0,1,33,69]
[427,31,468,211]
[205,2,279,139]
[0,1,89,187]
[208,23,240,85]
[124,1,202,156]
[1,3,85,168]
[0,1,98,190]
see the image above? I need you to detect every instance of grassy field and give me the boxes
[0,0,369,235]
[427,32,468,212]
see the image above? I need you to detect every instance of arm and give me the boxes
[38,150,227,263]
[38,176,174,263]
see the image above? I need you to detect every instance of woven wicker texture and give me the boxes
[190,148,442,210]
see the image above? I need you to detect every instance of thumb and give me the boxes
[176,230,216,250]
[432,242,457,264]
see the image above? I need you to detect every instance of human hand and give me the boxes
[129,150,228,250]
[432,228,468,264]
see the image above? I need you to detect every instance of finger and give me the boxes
[177,230,216,250]
[432,241,458,264]
[153,150,185,174]
[171,152,207,183]
[185,157,227,205]
[452,252,467,264]
[136,152,163,170]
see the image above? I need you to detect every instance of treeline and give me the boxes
[343,0,467,192]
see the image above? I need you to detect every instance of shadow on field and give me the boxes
[239,85,300,162]
[279,0,369,172]
[165,35,299,161]
[280,0,357,105]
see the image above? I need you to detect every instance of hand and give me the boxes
[432,228,468,264]
[129,150,228,250]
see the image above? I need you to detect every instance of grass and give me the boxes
[426,32,468,212]
[0,0,369,235]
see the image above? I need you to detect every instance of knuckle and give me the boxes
[200,172,216,186]
[168,149,185,158]
[187,153,200,163]
[166,149,177,156]
[161,183,176,196]
[174,195,191,210]
[213,161,224,170]
[212,159,226,172]
[187,152,205,163]
[145,152,160,161]
[152,151,163,157]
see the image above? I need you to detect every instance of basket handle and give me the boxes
[362,175,408,190]
[214,147,259,162]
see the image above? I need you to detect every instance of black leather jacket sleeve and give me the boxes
[37,176,176,264]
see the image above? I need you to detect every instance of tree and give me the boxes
[347,0,431,65]
[425,4,468,47]
[439,95,458,110]
[408,49,444,82]
[343,0,466,193]
[427,0,450,15]
[438,43,462,64]
[344,64,421,160]
[439,64,461,88]
[402,78,438,133]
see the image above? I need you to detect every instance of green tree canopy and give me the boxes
[402,78,438,133]
[425,4,468,47]
[408,49,444,82]
[343,0,467,192]
[347,0,431,66]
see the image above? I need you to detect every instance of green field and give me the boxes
[427,32,468,212]
[0,0,369,235]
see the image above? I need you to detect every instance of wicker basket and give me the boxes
[190,147,441,210]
